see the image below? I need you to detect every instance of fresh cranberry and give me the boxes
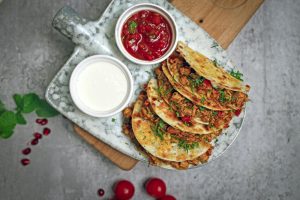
[158,195,176,200]
[97,188,105,197]
[43,128,51,136]
[22,148,31,155]
[31,138,39,145]
[203,79,212,88]
[36,119,43,124]
[40,119,48,125]
[145,178,166,198]
[114,180,135,200]
[33,132,42,139]
[21,158,30,166]
[234,109,242,116]
[181,116,191,123]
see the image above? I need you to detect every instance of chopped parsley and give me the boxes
[151,120,166,140]
[219,90,228,103]
[212,111,218,116]
[230,70,243,81]
[156,86,164,96]
[128,21,137,34]
[163,88,173,96]
[111,118,116,122]
[200,97,206,103]
[189,76,205,92]
[199,106,206,111]
[175,111,180,118]
[212,59,218,67]
[178,139,199,152]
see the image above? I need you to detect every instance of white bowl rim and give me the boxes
[115,3,178,65]
[69,55,134,118]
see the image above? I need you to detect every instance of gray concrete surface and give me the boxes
[0,0,300,199]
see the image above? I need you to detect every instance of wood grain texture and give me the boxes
[170,0,264,48]
[72,0,263,170]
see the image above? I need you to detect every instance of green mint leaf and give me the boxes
[22,93,39,113]
[0,99,6,114]
[0,111,17,139]
[16,111,27,125]
[128,21,137,34]
[0,127,14,139]
[35,99,59,118]
[13,94,23,111]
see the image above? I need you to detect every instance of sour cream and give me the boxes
[70,55,133,117]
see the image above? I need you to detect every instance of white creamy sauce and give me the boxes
[76,61,128,112]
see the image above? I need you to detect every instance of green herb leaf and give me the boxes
[230,70,243,81]
[0,99,6,114]
[35,99,59,117]
[13,94,23,111]
[219,90,228,103]
[0,111,17,139]
[212,111,218,116]
[22,93,39,113]
[178,139,199,152]
[16,112,26,125]
[201,97,206,103]
[199,106,206,111]
[112,118,116,122]
[128,21,137,34]
[151,120,165,140]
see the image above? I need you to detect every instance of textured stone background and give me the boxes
[0,0,299,199]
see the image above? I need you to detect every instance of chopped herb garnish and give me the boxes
[128,21,137,34]
[189,76,205,92]
[163,88,173,96]
[211,41,218,48]
[212,111,218,116]
[156,86,164,96]
[219,90,228,103]
[175,111,180,118]
[111,118,116,122]
[212,59,218,67]
[199,106,206,111]
[151,119,166,140]
[230,70,243,81]
[178,139,199,152]
[215,138,219,143]
[201,97,206,103]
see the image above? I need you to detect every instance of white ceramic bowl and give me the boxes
[115,3,178,65]
[69,55,133,117]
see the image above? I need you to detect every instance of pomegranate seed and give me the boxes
[33,132,42,139]
[36,119,43,124]
[43,128,51,136]
[31,138,39,145]
[97,188,105,197]
[21,158,30,166]
[22,148,31,155]
[40,119,48,125]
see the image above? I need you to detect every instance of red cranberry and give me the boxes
[40,119,48,125]
[34,132,42,139]
[31,138,39,145]
[36,119,43,124]
[22,148,31,155]
[97,188,105,197]
[21,158,30,166]
[43,128,51,136]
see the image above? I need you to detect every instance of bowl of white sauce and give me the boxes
[70,55,133,117]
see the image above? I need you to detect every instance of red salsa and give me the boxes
[121,10,172,61]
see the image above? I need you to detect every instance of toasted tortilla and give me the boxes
[176,41,250,93]
[147,79,217,134]
[164,60,230,111]
[131,94,211,162]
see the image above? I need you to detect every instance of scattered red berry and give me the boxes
[34,132,42,139]
[145,178,166,198]
[31,138,39,145]
[234,109,242,116]
[40,119,48,125]
[21,158,30,166]
[22,148,31,155]
[36,119,43,124]
[114,180,135,200]
[158,194,176,200]
[97,188,105,197]
[43,128,51,136]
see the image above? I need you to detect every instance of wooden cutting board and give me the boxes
[73,0,264,170]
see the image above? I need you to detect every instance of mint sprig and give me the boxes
[0,93,59,139]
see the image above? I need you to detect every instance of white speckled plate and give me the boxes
[46,0,246,169]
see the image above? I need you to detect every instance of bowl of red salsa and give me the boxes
[115,3,178,65]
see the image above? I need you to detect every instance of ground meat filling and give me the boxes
[122,93,216,170]
[168,55,248,110]
[155,66,234,129]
